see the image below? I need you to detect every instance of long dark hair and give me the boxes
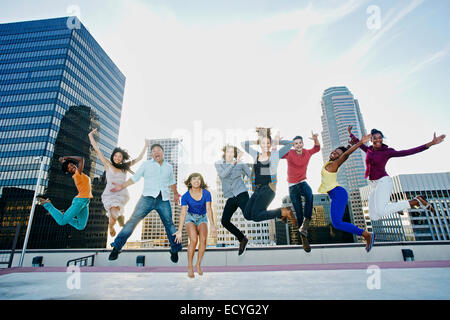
[110,147,131,172]
[61,159,78,174]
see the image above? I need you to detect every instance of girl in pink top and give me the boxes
[349,126,445,220]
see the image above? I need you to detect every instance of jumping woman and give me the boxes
[318,133,375,252]
[173,173,217,278]
[241,128,297,228]
[36,156,92,231]
[215,145,252,255]
[88,128,149,236]
[348,126,445,220]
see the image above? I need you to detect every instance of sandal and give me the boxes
[414,196,435,214]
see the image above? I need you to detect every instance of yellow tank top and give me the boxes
[318,161,339,193]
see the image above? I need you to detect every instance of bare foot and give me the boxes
[188,266,195,278]
[109,226,116,237]
[195,264,203,276]
[117,215,125,227]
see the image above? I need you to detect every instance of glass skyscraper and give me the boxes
[0,17,125,249]
[320,86,368,241]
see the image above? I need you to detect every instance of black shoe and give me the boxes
[170,251,179,263]
[108,247,120,261]
[238,237,248,256]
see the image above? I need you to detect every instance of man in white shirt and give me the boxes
[108,144,182,262]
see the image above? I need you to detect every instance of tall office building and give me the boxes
[139,138,190,248]
[0,17,125,249]
[320,86,368,241]
[360,172,450,242]
[215,172,274,247]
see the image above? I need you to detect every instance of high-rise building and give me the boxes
[139,138,189,248]
[0,17,125,249]
[360,172,450,242]
[320,86,368,241]
[215,172,273,247]
[278,194,353,245]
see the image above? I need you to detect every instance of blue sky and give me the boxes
[1,0,449,240]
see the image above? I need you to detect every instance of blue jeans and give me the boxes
[244,185,282,222]
[289,181,313,227]
[111,194,182,252]
[328,186,364,236]
[185,212,208,227]
[43,197,89,230]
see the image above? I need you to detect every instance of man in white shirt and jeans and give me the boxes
[108,143,182,262]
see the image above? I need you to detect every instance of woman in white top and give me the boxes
[88,128,149,236]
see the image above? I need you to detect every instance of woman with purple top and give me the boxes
[348,126,446,220]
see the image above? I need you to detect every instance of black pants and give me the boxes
[221,191,249,242]
[243,185,282,222]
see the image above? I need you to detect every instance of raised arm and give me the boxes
[130,139,150,166]
[310,131,320,148]
[389,132,445,158]
[348,125,369,152]
[59,156,84,174]
[241,140,259,159]
[88,129,111,168]
[327,134,371,172]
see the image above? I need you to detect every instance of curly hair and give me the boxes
[61,159,78,174]
[222,145,238,160]
[110,147,131,172]
[184,173,208,190]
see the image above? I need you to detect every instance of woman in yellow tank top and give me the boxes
[36,155,92,231]
[318,133,375,252]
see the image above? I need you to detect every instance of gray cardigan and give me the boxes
[215,160,252,198]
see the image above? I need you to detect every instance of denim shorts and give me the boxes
[185,212,208,226]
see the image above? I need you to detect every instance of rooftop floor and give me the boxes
[1,261,449,300]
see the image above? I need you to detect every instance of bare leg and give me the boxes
[186,223,198,278]
[109,207,120,237]
[196,223,208,275]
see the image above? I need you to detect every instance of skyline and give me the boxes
[1,0,449,243]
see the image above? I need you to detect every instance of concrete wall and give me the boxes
[7,241,450,268]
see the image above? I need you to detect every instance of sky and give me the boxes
[1,0,449,242]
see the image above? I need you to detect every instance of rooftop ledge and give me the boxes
[3,241,450,269]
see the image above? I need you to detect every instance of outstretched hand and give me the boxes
[361,133,372,144]
[309,131,319,141]
[347,125,353,135]
[430,133,445,146]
